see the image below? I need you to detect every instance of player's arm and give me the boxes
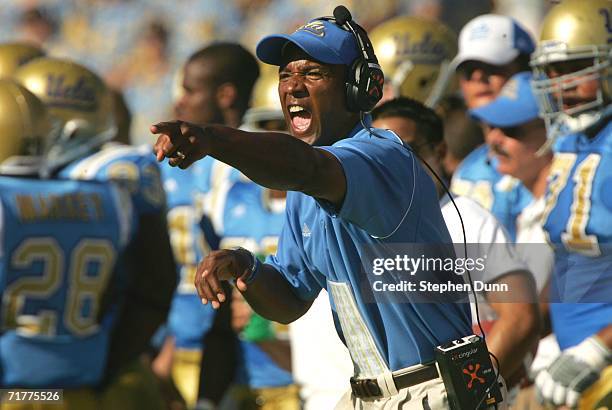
[536,324,612,408]
[195,248,313,324]
[484,270,541,382]
[106,211,177,376]
[152,122,346,208]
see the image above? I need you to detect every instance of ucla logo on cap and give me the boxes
[500,78,518,100]
[297,21,326,37]
[469,23,490,40]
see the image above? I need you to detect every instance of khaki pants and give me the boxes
[334,378,448,410]
[335,376,509,410]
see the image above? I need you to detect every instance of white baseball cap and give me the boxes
[452,14,535,70]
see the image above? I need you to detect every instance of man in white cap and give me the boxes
[450,14,535,241]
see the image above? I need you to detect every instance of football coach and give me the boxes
[152,7,473,409]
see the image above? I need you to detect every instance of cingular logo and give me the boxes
[455,348,478,360]
[45,74,98,111]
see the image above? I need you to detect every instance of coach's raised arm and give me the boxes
[152,8,474,408]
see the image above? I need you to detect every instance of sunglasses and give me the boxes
[495,120,544,139]
[458,61,513,80]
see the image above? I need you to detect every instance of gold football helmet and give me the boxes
[369,16,458,107]
[242,64,286,132]
[0,79,54,176]
[14,57,115,170]
[531,0,612,139]
[0,42,45,79]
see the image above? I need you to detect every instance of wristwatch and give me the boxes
[232,246,261,285]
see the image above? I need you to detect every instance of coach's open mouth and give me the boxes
[288,104,312,133]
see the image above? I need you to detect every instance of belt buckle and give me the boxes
[350,377,383,399]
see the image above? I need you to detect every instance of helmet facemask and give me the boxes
[531,43,612,143]
[43,119,117,176]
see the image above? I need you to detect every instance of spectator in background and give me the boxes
[18,7,57,47]
[108,19,175,145]
[157,0,241,62]
[407,0,442,21]
[59,0,144,73]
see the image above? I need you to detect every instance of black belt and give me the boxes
[350,363,440,399]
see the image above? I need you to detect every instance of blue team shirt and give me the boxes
[266,122,472,372]
[162,163,216,350]
[543,120,612,349]
[216,181,293,389]
[0,176,134,387]
[451,144,532,239]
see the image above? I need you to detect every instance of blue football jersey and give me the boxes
[192,157,247,222]
[162,163,216,350]
[451,144,533,239]
[58,143,166,216]
[215,180,293,389]
[0,176,134,388]
[542,121,612,349]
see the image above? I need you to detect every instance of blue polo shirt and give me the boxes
[266,120,472,375]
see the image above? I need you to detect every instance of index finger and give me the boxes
[151,121,184,162]
[150,121,183,137]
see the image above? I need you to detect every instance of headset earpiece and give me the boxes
[331,5,384,113]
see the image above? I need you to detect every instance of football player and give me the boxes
[449,14,535,239]
[13,57,176,409]
[369,15,457,108]
[0,79,134,409]
[529,0,612,408]
[158,43,260,408]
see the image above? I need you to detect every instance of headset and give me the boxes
[319,6,384,113]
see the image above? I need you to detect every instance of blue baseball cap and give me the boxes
[470,72,540,127]
[256,19,359,66]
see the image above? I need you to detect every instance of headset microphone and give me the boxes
[333,5,351,26]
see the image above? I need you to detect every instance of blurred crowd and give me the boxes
[0,0,546,146]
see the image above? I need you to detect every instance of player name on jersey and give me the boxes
[14,192,105,222]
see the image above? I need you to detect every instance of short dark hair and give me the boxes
[188,42,260,111]
[372,97,444,147]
